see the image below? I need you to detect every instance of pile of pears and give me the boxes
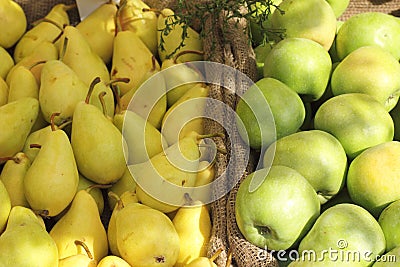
[0,0,223,266]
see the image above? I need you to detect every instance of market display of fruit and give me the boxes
[0,0,399,266]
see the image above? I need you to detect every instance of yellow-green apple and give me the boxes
[326,0,350,18]
[263,37,332,102]
[297,203,386,266]
[347,141,400,217]
[235,166,320,250]
[314,93,394,159]
[236,77,305,150]
[270,0,337,50]
[378,199,400,251]
[264,130,348,204]
[335,12,400,61]
[372,246,400,267]
[331,46,400,111]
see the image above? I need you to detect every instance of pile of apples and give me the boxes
[0,0,225,266]
[235,0,400,266]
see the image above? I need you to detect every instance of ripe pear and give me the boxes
[131,132,202,213]
[111,29,160,95]
[114,109,168,164]
[39,59,89,125]
[0,76,8,107]
[161,51,204,107]
[0,206,59,267]
[13,3,73,63]
[173,198,212,267]
[0,97,39,159]
[76,1,117,64]
[0,0,26,48]
[58,240,97,267]
[182,248,224,267]
[107,167,137,209]
[117,0,158,55]
[0,152,31,207]
[23,117,79,217]
[59,25,110,86]
[0,46,14,79]
[6,40,59,85]
[161,83,209,145]
[7,65,39,102]
[88,77,116,119]
[97,255,131,267]
[115,202,180,266]
[50,189,108,262]
[71,84,126,184]
[0,180,11,233]
[157,8,203,62]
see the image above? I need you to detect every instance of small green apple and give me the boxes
[378,199,400,252]
[264,130,348,204]
[331,46,400,111]
[263,37,332,102]
[335,12,400,61]
[298,203,386,266]
[270,0,337,50]
[372,246,400,266]
[347,141,400,217]
[236,77,305,150]
[314,93,394,159]
[325,0,350,18]
[235,166,320,251]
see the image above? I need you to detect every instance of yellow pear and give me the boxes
[71,80,126,184]
[0,76,8,107]
[58,240,97,267]
[161,83,209,145]
[0,46,14,79]
[131,133,202,213]
[0,0,26,48]
[0,206,59,266]
[0,179,11,233]
[107,167,137,209]
[76,1,117,64]
[0,152,31,208]
[6,40,59,85]
[115,202,180,266]
[173,197,212,267]
[22,124,54,162]
[7,65,39,102]
[0,97,39,159]
[114,109,168,165]
[13,3,74,63]
[157,8,203,62]
[97,255,131,267]
[117,0,158,55]
[88,77,118,120]
[59,25,110,86]
[111,29,160,96]
[23,118,79,217]
[39,59,89,125]
[50,189,108,262]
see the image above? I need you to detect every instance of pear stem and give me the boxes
[29,144,42,149]
[0,156,16,162]
[111,84,122,113]
[173,50,204,64]
[74,240,94,260]
[105,77,130,87]
[58,119,72,130]
[28,60,47,71]
[108,191,125,209]
[150,55,157,72]
[85,77,102,104]
[210,247,224,262]
[98,91,108,117]
[50,112,61,131]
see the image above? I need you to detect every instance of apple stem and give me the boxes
[29,144,42,149]
[85,77,102,104]
[50,112,61,131]
[74,240,94,260]
[210,247,224,262]
[173,50,204,64]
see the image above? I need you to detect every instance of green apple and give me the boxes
[298,203,386,266]
[372,246,400,266]
[263,37,332,102]
[389,101,400,141]
[347,141,400,217]
[235,166,320,250]
[378,199,400,251]
[236,77,305,150]
[331,46,400,111]
[325,0,350,18]
[314,93,394,159]
[335,12,400,61]
[264,130,348,204]
[270,0,337,50]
